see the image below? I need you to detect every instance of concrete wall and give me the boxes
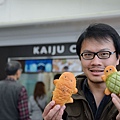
[0,0,120,27]
[0,17,120,46]
[0,0,120,46]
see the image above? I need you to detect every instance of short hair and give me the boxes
[54,73,61,80]
[76,23,120,59]
[5,61,22,75]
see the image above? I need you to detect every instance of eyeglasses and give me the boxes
[80,51,116,60]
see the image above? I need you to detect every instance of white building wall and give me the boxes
[0,0,120,27]
[0,0,120,46]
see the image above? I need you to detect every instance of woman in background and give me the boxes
[29,81,47,120]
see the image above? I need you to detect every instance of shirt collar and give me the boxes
[5,77,16,81]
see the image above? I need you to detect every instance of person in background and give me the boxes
[42,23,120,120]
[29,81,47,120]
[47,73,61,103]
[0,60,30,120]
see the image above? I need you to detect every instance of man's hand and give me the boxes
[42,100,66,120]
[111,93,120,120]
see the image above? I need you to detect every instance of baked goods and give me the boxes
[52,72,78,106]
[101,65,120,95]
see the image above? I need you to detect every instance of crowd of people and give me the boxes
[0,23,120,120]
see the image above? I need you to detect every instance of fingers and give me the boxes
[111,93,120,120]
[52,105,66,120]
[46,105,61,120]
[116,113,120,120]
[42,101,55,118]
[111,93,120,111]
[42,100,66,120]
[42,100,55,117]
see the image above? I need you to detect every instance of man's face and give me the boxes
[80,37,119,84]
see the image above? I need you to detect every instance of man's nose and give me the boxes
[90,55,102,65]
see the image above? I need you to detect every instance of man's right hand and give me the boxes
[42,100,66,120]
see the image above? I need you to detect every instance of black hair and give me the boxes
[5,61,22,75]
[54,73,61,80]
[76,23,120,59]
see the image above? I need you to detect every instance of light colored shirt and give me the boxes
[28,95,47,120]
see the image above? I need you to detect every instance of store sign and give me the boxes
[6,42,77,58]
[32,43,76,56]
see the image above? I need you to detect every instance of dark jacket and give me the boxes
[63,74,118,120]
[0,78,23,120]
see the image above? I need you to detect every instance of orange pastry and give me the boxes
[101,65,120,95]
[52,72,78,106]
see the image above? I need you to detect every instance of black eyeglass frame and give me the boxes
[80,51,116,60]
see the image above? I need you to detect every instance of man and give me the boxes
[0,61,30,120]
[42,23,120,120]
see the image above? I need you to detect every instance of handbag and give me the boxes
[35,100,44,112]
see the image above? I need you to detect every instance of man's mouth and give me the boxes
[90,70,103,72]
[88,68,104,75]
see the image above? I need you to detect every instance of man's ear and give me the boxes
[15,70,19,76]
[15,69,21,80]
[117,55,120,65]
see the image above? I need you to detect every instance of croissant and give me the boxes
[52,72,78,106]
